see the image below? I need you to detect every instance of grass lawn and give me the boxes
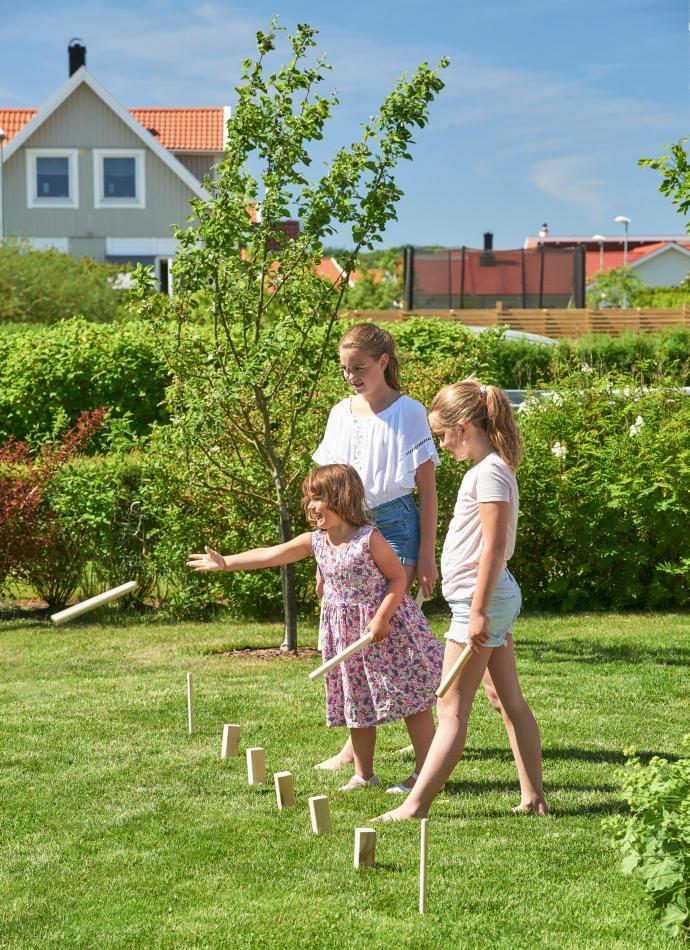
[1,609,687,949]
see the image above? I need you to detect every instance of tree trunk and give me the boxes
[276,498,298,652]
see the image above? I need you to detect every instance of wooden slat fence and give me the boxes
[342,302,690,340]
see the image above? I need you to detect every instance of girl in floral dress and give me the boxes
[187,464,444,791]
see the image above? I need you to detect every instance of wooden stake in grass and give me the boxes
[308,632,374,681]
[436,644,474,698]
[50,580,138,625]
[246,747,266,784]
[221,724,241,759]
[274,771,295,809]
[354,828,376,869]
[308,795,332,836]
[186,672,195,734]
[419,817,429,914]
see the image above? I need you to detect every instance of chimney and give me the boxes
[483,231,493,251]
[68,38,86,76]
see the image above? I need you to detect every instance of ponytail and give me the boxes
[429,380,523,470]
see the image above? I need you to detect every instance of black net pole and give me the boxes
[404,246,415,310]
[539,245,545,308]
[460,246,466,309]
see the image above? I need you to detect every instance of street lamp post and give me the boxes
[614,215,631,307]
[0,129,6,242]
[614,215,631,266]
[592,234,606,273]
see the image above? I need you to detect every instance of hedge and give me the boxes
[1,316,689,448]
[5,368,688,617]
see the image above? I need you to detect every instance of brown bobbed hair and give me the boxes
[339,323,401,392]
[302,464,372,528]
[429,380,523,471]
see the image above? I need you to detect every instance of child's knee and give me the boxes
[438,693,472,725]
[483,681,503,712]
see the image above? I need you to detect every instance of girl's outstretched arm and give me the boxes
[187,533,314,573]
[367,529,408,642]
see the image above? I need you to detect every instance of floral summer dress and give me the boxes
[312,525,444,729]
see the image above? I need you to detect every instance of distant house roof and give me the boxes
[585,241,690,281]
[0,105,226,152]
[525,233,690,251]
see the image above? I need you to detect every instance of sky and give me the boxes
[1,0,687,249]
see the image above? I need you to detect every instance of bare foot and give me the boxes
[512,799,549,816]
[313,752,355,771]
[373,803,426,822]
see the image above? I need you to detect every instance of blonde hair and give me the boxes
[429,380,523,471]
[339,323,401,392]
[301,464,371,528]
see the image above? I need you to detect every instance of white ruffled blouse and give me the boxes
[312,395,439,507]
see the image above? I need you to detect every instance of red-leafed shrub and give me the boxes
[0,408,108,606]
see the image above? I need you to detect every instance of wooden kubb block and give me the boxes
[354,828,376,869]
[308,795,332,836]
[221,724,241,759]
[246,747,266,784]
[274,771,296,809]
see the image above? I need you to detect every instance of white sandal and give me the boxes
[338,773,380,792]
[385,771,418,794]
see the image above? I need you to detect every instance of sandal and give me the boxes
[337,773,380,792]
[385,771,418,795]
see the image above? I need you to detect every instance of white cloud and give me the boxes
[530,156,608,219]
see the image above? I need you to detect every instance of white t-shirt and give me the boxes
[312,395,439,507]
[441,452,518,601]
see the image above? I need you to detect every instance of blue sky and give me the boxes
[2,0,687,248]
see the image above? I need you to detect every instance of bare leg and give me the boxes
[393,707,436,789]
[315,567,418,770]
[484,639,548,814]
[376,642,492,819]
[336,726,377,789]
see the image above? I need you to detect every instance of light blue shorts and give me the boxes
[371,494,420,567]
[445,569,521,648]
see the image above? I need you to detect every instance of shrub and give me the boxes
[604,738,690,939]
[0,317,171,447]
[514,371,690,609]
[0,239,124,324]
[0,409,107,605]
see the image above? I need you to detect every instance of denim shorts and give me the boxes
[445,569,521,648]
[371,494,420,566]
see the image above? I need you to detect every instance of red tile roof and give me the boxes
[0,108,38,141]
[129,108,224,151]
[586,242,690,280]
[0,106,224,151]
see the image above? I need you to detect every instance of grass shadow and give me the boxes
[519,637,690,667]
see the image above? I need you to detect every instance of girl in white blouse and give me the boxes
[312,323,440,791]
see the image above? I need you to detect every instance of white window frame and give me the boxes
[93,149,145,209]
[26,149,79,209]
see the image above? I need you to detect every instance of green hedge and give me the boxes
[2,316,688,448]
[0,318,170,447]
[0,240,124,325]
[10,367,688,617]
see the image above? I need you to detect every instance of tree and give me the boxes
[640,138,690,226]
[134,22,448,649]
[587,266,644,308]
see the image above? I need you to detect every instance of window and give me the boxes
[26,149,79,208]
[93,149,145,208]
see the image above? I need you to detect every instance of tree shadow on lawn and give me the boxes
[443,780,621,818]
[519,637,689,667]
[466,746,677,765]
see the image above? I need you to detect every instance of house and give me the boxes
[0,41,230,287]
[524,232,690,287]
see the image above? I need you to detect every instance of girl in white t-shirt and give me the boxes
[378,379,548,820]
[312,323,440,790]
